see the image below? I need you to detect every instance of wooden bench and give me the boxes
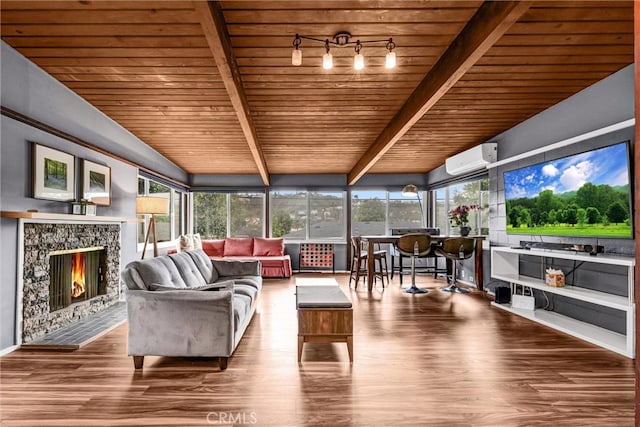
[296,285,353,363]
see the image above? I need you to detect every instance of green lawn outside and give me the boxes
[507,224,631,238]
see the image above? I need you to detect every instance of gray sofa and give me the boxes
[121,249,262,370]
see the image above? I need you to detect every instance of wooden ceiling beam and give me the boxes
[193,0,269,185]
[347,0,532,185]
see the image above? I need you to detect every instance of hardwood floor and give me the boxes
[1,274,635,426]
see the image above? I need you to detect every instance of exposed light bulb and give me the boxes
[322,52,333,70]
[385,51,396,69]
[354,52,364,70]
[292,47,302,66]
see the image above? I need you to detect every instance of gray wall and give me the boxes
[1,42,187,184]
[0,41,165,352]
[483,64,635,332]
[488,64,634,253]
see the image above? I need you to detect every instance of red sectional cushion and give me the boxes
[202,239,225,257]
[224,237,254,256]
[252,237,284,256]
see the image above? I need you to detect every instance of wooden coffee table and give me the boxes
[296,285,353,363]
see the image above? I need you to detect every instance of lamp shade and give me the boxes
[291,47,302,66]
[322,52,333,69]
[136,196,169,215]
[385,51,396,69]
[354,52,364,70]
[401,184,419,197]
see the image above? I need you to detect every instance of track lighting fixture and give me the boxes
[291,32,397,70]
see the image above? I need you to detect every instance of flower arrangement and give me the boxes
[449,204,478,227]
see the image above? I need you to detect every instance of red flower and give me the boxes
[449,204,478,226]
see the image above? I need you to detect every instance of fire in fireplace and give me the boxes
[49,247,107,312]
[71,252,86,298]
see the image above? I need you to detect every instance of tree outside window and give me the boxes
[230,193,264,237]
[309,192,344,240]
[388,191,423,229]
[194,192,265,239]
[271,191,345,241]
[193,193,227,239]
[351,191,386,236]
[270,191,306,239]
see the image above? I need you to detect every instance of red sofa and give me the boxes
[171,237,292,278]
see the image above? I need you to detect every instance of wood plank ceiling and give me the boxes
[0,1,634,185]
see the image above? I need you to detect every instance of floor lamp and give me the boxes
[401,184,424,225]
[136,196,170,259]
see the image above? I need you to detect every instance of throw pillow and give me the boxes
[192,233,203,250]
[223,237,253,257]
[177,234,194,253]
[177,233,202,253]
[253,237,284,256]
[202,239,225,257]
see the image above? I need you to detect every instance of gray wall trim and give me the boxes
[190,173,429,191]
[190,174,266,188]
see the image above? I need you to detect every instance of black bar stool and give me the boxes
[395,233,431,294]
[434,237,475,293]
[349,236,388,289]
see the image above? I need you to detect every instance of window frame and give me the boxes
[137,176,186,249]
[351,189,426,236]
[269,190,347,243]
[430,177,490,236]
[192,191,266,239]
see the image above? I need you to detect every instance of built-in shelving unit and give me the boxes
[491,246,635,358]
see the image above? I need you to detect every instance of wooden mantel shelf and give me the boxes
[1,211,139,223]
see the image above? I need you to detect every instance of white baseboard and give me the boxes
[0,344,20,357]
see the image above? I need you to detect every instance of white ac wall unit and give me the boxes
[445,143,497,176]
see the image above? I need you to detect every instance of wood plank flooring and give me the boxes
[1,274,635,426]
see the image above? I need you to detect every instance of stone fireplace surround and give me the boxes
[21,221,121,343]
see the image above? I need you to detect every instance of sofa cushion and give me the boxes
[186,249,219,283]
[168,252,208,288]
[252,237,284,256]
[150,281,232,292]
[233,284,260,301]
[121,266,147,290]
[202,239,225,257]
[222,275,262,291]
[224,237,253,256]
[126,257,188,290]
[212,259,261,278]
[233,294,252,333]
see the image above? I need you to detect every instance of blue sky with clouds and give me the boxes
[504,142,629,200]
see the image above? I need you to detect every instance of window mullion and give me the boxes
[385,191,390,234]
[226,194,231,237]
[306,192,310,240]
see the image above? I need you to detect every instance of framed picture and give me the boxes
[81,159,111,206]
[32,143,75,201]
